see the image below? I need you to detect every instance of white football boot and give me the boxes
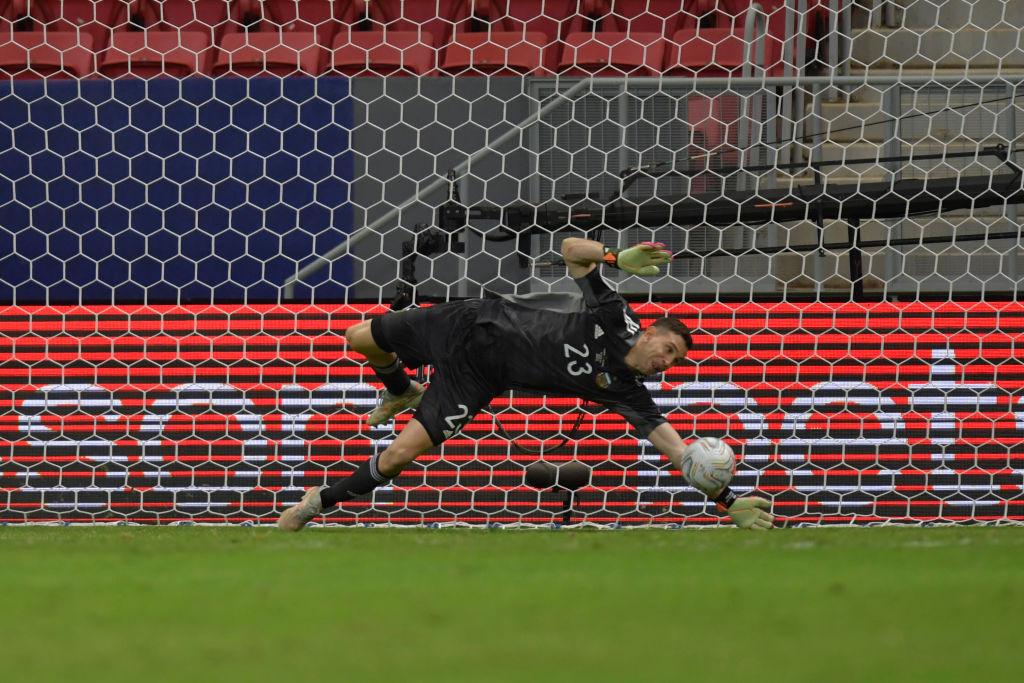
[367,381,425,426]
[277,485,327,531]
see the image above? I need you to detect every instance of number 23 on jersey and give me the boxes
[564,342,591,376]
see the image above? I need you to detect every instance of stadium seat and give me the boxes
[555,0,684,76]
[228,0,340,46]
[348,0,449,47]
[0,0,30,31]
[664,27,782,76]
[560,0,691,35]
[681,0,822,75]
[688,0,827,33]
[18,0,124,53]
[504,1,576,72]
[215,1,339,78]
[0,31,94,78]
[113,0,226,75]
[438,1,551,75]
[558,31,666,77]
[329,1,442,76]
[122,0,231,43]
[99,30,211,78]
[445,0,500,34]
[213,31,324,76]
[328,29,436,76]
[498,0,570,42]
[441,31,548,76]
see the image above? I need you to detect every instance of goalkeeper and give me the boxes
[279,238,773,531]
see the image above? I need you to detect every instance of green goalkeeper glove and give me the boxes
[604,242,673,276]
[727,497,773,530]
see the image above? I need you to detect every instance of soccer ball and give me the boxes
[680,437,735,495]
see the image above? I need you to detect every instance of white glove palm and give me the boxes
[728,497,773,530]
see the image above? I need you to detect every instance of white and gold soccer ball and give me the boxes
[680,437,735,495]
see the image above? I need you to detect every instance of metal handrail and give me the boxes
[742,3,770,79]
[738,3,771,179]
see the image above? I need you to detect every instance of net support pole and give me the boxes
[738,7,765,192]
[810,84,827,293]
[826,0,839,102]
[883,0,898,28]
[826,0,853,101]
[282,78,593,300]
[779,0,798,169]
[1002,81,1020,285]
[882,84,904,294]
[792,0,810,169]
[849,217,864,299]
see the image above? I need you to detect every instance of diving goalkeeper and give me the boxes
[279,238,773,531]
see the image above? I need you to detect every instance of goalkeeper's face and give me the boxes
[627,327,690,375]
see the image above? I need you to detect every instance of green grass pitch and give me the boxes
[1,525,1020,682]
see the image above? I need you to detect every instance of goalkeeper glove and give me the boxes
[714,487,773,530]
[726,496,774,530]
[603,242,673,276]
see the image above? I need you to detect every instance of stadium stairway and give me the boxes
[777,0,1024,293]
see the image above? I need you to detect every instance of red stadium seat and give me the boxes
[439,1,557,75]
[558,30,666,77]
[555,0,688,76]
[115,1,226,75]
[99,30,211,78]
[330,1,443,76]
[687,0,827,32]
[681,0,824,74]
[494,0,569,38]
[441,31,548,75]
[328,29,436,76]
[0,30,95,78]
[122,0,231,43]
[228,0,340,46]
[18,0,124,52]
[0,0,31,31]
[213,31,324,77]
[445,0,497,34]
[664,27,783,77]
[348,0,449,46]
[559,0,691,35]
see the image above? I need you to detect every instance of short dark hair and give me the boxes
[650,317,694,352]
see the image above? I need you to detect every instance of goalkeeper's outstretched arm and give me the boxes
[561,237,673,279]
[647,422,774,530]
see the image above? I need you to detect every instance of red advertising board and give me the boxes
[1,302,1022,525]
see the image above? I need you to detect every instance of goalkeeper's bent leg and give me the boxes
[320,418,434,507]
[344,320,412,396]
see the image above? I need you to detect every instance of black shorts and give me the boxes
[370,301,505,446]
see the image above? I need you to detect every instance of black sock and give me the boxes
[371,359,412,395]
[320,453,393,507]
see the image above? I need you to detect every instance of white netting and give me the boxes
[0,0,1022,526]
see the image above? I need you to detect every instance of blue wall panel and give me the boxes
[0,77,353,303]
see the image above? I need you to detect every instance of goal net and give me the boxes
[1,0,1022,526]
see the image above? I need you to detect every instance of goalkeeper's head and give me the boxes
[625,317,693,375]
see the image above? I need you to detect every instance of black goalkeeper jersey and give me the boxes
[475,268,667,438]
